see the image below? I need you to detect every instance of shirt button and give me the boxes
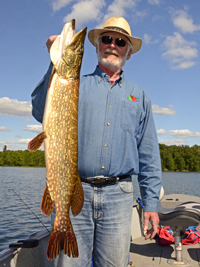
[102,166,105,169]
[105,144,108,147]
[109,105,111,108]
[107,123,110,126]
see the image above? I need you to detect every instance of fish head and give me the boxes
[66,25,87,56]
[50,20,87,78]
[62,24,87,77]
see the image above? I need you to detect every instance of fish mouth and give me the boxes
[71,19,76,39]
[70,24,87,53]
[71,19,75,31]
[50,19,87,70]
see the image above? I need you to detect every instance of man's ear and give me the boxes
[126,49,132,60]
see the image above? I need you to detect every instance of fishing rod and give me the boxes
[9,187,51,234]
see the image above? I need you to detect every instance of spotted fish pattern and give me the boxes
[28,20,87,260]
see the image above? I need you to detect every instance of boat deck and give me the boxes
[129,194,200,267]
[1,194,200,267]
[130,229,200,266]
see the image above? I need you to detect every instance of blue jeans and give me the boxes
[52,177,133,267]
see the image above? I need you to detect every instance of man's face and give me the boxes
[96,31,132,72]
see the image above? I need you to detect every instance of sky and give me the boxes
[0,0,200,151]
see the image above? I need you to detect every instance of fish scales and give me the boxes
[28,20,87,260]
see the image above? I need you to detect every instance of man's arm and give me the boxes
[31,35,59,123]
[137,95,162,240]
[31,63,53,123]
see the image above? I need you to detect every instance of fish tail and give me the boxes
[40,183,54,216]
[47,227,78,260]
[28,131,46,152]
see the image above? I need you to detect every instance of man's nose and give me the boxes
[109,39,116,47]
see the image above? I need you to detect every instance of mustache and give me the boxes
[104,48,119,56]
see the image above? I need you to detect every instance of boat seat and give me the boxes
[158,201,200,265]
[158,201,200,227]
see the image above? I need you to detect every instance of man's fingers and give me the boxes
[143,217,149,231]
[143,211,159,240]
[145,228,157,240]
[46,35,59,53]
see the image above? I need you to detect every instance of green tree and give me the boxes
[0,152,4,166]
[12,151,24,166]
[165,153,175,171]
[174,153,185,171]
[3,150,13,166]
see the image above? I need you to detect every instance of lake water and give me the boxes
[0,167,200,252]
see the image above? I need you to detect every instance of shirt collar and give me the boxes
[94,65,124,87]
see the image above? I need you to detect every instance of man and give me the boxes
[32,16,162,267]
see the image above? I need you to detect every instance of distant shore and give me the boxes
[1,143,200,172]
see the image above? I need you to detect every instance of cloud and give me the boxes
[83,0,141,28]
[51,0,142,30]
[51,0,74,12]
[0,97,32,117]
[0,140,32,151]
[102,0,138,18]
[90,0,140,29]
[152,15,163,21]
[0,126,11,132]
[143,33,151,44]
[159,139,186,146]
[2,139,31,145]
[63,0,106,29]
[135,10,148,19]
[161,32,198,69]
[157,129,200,139]
[152,105,176,115]
[148,0,161,5]
[0,139,31,146]
[23,125,42,133]
[171,9,200,34]
[143,33,159,45]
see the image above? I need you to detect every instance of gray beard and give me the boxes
[97,49,128,72]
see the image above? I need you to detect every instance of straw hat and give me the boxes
[88,16,142,54]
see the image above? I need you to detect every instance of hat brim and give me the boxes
[88,28,142,54]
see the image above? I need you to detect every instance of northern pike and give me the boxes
[28,20,87,260]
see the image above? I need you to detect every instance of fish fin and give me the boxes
[71,177,84,217]
[28,132,46,152]
[47,227,78,260]
[40,183,54,216]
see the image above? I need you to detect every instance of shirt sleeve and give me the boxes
[31,63,53,123]
[137,95,162,212]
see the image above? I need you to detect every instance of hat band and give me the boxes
[104,26,130,36]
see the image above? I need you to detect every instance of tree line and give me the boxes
[0,146,45,167]
[159,144,200,172]
[0,144,200,172]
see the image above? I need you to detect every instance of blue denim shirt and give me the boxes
[31,63,162,212]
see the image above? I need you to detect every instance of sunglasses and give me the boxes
[101,36,127,47]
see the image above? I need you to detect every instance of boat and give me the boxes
[1,187,200,267]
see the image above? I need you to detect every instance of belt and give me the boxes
[80,175,130,186]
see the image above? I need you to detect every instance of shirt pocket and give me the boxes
[120,100,140,133]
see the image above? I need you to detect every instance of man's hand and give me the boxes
[143,211,159,240]
[46,35,59,53]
